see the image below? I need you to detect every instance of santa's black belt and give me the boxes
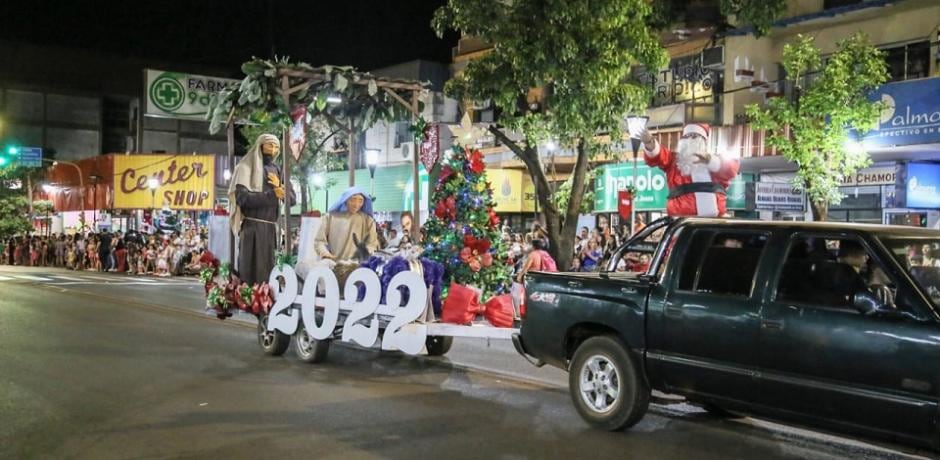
[668,182,727,199]
[244,217,277,225]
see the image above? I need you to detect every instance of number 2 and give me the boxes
[341,268,382,347]
[267,265,299,335]
[381,271,428,355]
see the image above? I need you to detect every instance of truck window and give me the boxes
[679,231,768,297]
[776,236,897,310]
[677,230,713,290]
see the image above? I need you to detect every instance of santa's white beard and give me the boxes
[676,137,707,176]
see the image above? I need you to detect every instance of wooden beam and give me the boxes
[277,68,426,92]
[284,80,315,97]
[383,88,419,116]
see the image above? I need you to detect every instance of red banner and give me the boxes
[617,190,633,220]
[419,124,440,171]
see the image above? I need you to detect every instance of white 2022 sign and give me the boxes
[266,266,429,355]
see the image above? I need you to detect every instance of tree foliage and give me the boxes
[0,194,31,239]
[720,0,787,37]
[433,0,667,269]
[207,57,420,136]
[746,33,888,220]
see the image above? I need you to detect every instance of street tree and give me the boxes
[433,0,667,269]
[746,33,888,221]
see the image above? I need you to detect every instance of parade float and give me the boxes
[202,59,519,363]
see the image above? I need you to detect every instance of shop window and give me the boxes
[824,0,862,9]
[883,41,930,82]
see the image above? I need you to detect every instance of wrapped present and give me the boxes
[483,294,515,328]
[441,282,481,325]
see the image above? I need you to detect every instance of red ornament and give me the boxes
[487,208,499,227]
[251,283,274,315]
[468,149,486,174]
[481,252,493,267]
[459,247,473,263]
[468,257,482,272]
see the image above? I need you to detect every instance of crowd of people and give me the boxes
[2,228,216,277]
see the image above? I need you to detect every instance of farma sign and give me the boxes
[145,69,239,121]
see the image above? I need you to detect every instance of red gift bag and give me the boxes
[484,294,515,328]
[441,283,480,324]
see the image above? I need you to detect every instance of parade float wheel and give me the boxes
[257,315,290,356]
[425,336,453,356]
[569,335,649,431]
[293,323,331,363]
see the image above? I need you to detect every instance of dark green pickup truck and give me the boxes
[513,217,940,449]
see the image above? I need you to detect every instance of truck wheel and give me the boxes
[294,324,330,363]
[257,314,290,356]
[569,336,649,431]
[425,336,453,356]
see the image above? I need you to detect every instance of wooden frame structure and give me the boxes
[224,67,427,256]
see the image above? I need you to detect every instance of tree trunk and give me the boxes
[488,127,590,271]
[299,179,309,214]
[810,200,828,222]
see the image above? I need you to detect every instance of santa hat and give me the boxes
[682,123,710,140]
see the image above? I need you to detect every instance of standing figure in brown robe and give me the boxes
[228,133,295,285]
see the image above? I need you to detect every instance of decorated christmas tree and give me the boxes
[422,145,511,300]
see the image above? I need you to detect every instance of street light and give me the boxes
[366,149,380,201]
[223,168,232,181]
[626,115,649,235]
[148,178,159,229]
[89,173,102,231]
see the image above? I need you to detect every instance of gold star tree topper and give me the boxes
[448,112,487,146]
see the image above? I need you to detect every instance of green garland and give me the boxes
[409,117,429,143]
[207,57,421,136]
[275,251,297,270]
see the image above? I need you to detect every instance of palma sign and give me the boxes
[145,69,239,120]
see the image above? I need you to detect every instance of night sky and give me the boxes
[0,1,457,73]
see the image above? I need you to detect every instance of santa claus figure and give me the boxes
[639,123,739,217]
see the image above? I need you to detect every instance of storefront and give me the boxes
[593,162,753,226]
[43,153,217,234]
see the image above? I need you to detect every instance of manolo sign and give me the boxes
[114,155,216,211]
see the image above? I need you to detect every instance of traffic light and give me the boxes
[0,145,19,167]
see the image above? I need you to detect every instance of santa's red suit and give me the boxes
[644,123,739,217]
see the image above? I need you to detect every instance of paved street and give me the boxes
[0,265,932,459]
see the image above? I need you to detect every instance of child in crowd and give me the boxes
[66,244,77,270]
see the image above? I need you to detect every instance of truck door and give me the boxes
[759,233,939,441]
[649,228,770,404]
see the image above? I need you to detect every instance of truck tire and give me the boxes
[293,323,331,363]
[569,335,649,431]
[425,336,453,356]
[257,314,290,356]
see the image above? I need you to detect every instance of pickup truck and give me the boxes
[513,217,940,449]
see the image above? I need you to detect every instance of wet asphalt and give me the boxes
[0,266,933,459]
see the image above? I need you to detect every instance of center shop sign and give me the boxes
[114,154,216,211]
[861,77,940,147]
[145,69,239,120]
[594,163,749,212]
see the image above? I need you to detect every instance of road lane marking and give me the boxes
[12,275,53,281]
[48,275,88,281]
[0,275,13,281]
